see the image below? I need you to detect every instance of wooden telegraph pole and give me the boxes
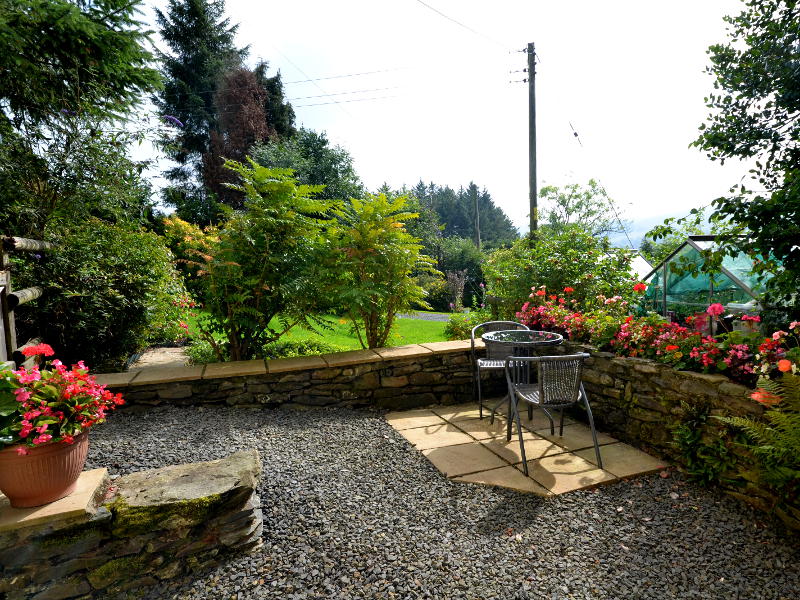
[527,42,537,241]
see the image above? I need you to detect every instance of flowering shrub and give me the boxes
[515,285,799,384]
[0,345,124,454]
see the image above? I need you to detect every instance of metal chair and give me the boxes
[470,321,529,419]
[504,353,603,475]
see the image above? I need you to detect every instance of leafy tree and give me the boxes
[254,61,296,139]
[154,0,246,222]
[687,0,800,306]
[251,128,363,200]
[539,179,628,238]
[412,181,518,248]
[484,226,637,317]
[0,0,160,235]
[203,67,273,209]
[191,161,337,361]
[640,208,707,265]
[327,194,435,348]
[0,0,159,127]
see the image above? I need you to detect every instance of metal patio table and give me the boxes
[481,329,564,439]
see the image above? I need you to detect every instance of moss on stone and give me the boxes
[106,493,224,537]
[39,520,105,549]
[87,554,149,589]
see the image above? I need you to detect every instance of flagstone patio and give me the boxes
[386,401,668,496]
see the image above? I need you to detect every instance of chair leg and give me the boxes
[513,399,529,476]
[527,403,533,422]
[475,368,483,419]
[582,390,603,469]
[559,409,565,436]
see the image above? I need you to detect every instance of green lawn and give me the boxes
[187,312,448,350]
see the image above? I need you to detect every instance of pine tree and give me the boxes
[154,0,247,185]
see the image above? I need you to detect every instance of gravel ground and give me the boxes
[86,405,799,600]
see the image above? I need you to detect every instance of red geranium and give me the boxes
[20,343,55,357]
[633,283,647,293]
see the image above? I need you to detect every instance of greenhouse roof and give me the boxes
[641,236,773,316]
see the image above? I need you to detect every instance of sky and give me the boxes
[141,0,749,246]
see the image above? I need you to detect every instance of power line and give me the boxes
[294,94,401,108]
[413,0,510,51]
[287,86,399,101]
[284,68,406,84]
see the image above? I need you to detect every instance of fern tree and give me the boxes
[718,373,800,499]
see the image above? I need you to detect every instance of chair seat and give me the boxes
[513,385,577,408]
[477,358,506,369]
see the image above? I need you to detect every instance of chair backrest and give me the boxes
[537,354,588,406]
[471,321,529,359]
[506,353,589,406]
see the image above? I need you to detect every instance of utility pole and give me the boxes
[527,41,537,241]
[473,186,481,250]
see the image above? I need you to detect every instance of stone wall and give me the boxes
[0,451,262,599]
[97,341,484,411]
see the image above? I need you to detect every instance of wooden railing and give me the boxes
[1,236,54,367]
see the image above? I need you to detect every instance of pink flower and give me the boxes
[32,434,52,445]
[772,330,787,340]
[741,315,761,322]
[790,321,799,330]
[15,447,29,456]
[706,303,725,317]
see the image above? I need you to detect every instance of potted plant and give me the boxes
[0,344,124,508]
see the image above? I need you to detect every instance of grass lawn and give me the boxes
[187,312,449,350]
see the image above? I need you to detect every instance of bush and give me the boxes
[483,228,637,317]
[186,337,347,365]
[444,308,493,341]
[15,221,186,372]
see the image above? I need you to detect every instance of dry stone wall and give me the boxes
[0,451,262,599]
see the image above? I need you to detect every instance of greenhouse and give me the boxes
[641,235,771,322]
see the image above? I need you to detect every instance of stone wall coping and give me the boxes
[96,340,478,389]
[128,365,205,387]
[203,359,267,380]
[373,344,433,360]
[0,468,108,534]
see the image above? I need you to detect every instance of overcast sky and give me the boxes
[143,0,748,245]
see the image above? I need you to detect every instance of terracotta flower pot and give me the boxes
[0,431,89,508]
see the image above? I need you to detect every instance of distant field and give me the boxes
[186,312,449,349]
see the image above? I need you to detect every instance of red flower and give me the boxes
[563,287,574,293]
[535,290,546,297]
[740,314,761,323]
[706,303,725,317]
[777,359,793,373]
[665,345,680,352]
[633,283,647,293]
[751,388,781,406]
[20,343,55,357]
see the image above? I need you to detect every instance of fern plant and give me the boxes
[717,373,800,498]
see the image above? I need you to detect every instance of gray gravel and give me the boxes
[86,405,800,600]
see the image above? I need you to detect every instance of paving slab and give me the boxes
[482,436,567,465]
[266,355,327,373]
[534,422,618,451]
[521,453,616,494]
[385,410,446,430]
[451,418,537,441]
[0,468,108,533]
[453,466,551,496]
[94,371,139,388]
[575,443,669,478]
[129,365,204,386]
[419,340,472,354]
[422,444,507,477]
[431,404,485,422]
[373,345,432,360]
[321,349,382,367]
[396,423,474,450]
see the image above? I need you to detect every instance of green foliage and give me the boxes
[640,209,707,265]
[483,228,637,317]
[444,308,493,341]
[411,181,518,248]
[718,374,800,498]
[686,0,800,308]
[0,0,159,126]
[0,116,154,237]
[14,221,186,372]
[192,161,338,361]
[327,193,436,348]
[261,338,347,360]
[539,180,628,238]
[251,128,363,201]
[672,401,739,485]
